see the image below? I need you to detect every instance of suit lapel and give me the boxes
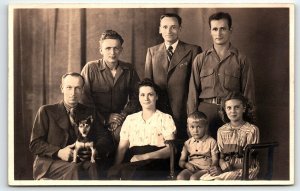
[168,41,191,72]
[55,101,70,131]
[156,43,169,72]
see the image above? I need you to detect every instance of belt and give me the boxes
[202,97,222,105]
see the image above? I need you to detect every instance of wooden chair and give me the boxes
[242,141,279,180]
[166,140,279,180]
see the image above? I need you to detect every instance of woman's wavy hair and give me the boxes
[137,78,160,96]
[219,92,254,123]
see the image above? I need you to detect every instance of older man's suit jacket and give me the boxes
[145,41,202,137]
[29,101,113,180]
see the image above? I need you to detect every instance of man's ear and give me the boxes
[60,84,64,93]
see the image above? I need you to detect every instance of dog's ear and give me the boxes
[87,115,93,124]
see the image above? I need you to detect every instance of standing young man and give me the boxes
[81,30,140,140]
[145,13,202,139]
[187,12,255,138]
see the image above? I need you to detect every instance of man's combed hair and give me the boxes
[209,12,232,29]
[61,72,85,86]
[99,29,124,45]
[160,13,182,26]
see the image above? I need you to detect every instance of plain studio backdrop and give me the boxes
[11,7,290,181]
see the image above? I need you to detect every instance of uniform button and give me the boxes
[196,150,198,152]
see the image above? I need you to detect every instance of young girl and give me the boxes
[177,111,219,180]
[200,92,260,180]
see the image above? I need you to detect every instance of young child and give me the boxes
[200,92,260,180]
[177,111,219,180]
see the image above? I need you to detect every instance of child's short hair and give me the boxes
[220,91,254,123]
[187,111,208,125]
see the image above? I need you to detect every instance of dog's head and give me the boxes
[78,115,93,138]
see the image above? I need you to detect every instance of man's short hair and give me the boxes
[61,72,85,87]
[160,13,182,27]
[187,111,208,125]
[209,12,232,29]
[99,30,124,46]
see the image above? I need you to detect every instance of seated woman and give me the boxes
[107,78,176,180]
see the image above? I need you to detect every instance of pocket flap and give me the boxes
[200,68,214,77]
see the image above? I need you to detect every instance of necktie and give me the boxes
[68,107,78,143]
[167,46,173,63]
[69,108,77,127]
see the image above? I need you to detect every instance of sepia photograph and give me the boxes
[8,3,294,186]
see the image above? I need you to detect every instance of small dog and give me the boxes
[72,115,96,163]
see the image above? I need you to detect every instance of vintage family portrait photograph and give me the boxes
[8,3,294,186]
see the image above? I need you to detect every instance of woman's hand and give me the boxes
[130,154,149,162]
[208,166,222,176]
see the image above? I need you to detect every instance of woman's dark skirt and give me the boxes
[107,145,170,180]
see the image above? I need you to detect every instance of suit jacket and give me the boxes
[145,41,202,126]
[29,101,113,180]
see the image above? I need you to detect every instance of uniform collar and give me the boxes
[98,59,130,71]
[206,43,238,56]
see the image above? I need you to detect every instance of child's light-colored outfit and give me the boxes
[181,135,219,170]
[201,122,260,180]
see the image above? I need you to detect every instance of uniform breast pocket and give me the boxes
[200,68,214,88]
[224,70,240,90]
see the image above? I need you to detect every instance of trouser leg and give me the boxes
[45,160,79,180]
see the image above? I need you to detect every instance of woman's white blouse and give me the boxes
[120,110,177,148]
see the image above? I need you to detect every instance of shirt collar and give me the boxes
[207,43,238,55]
[63,102,78,113]
[98,59,129,71]
[192,134,208,142]
[165,40,179,52]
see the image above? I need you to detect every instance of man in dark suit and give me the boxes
[145,13,202,139]
[29,72,113,180]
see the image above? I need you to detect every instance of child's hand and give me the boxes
[208,166,222,176]
[185,162,198,172]
[219,160,231,171]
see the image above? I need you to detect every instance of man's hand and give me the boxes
[108,113,125,127]
[185,162,198,173]
[57,144,75,161]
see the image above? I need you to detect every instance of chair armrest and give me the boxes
[242,142,279,180]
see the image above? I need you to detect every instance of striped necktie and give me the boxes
[167,46,173,63]
[69,107,77,127]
